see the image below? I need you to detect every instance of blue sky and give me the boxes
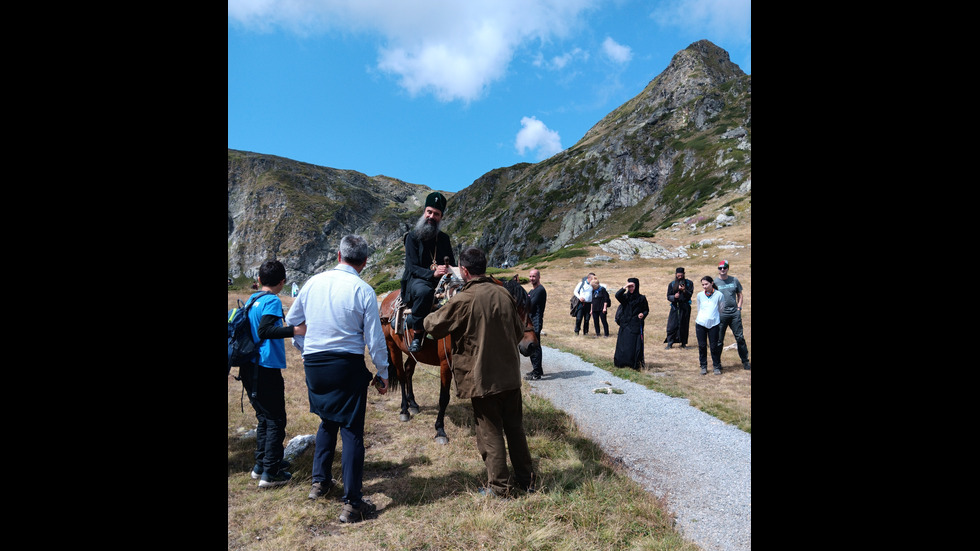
[228,0,750,194]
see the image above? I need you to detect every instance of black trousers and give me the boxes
[406,277,437,331]
[591,309,609,337]
[574,302,592,334]
[529,330,543,375]
[695,323,722,369]
[240,361,287,474]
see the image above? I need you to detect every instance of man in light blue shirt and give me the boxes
[284,234,389,523]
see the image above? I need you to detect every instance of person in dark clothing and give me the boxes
[590,278,611,338]
[664,267,694,349]
[241,260,307,488]
[525,268,547,380]
[400,191,456,352]
[613,277,649,369]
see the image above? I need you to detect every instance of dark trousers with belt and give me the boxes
[471,388,535,496]
[304,351,371,505]
[241,361,287,474]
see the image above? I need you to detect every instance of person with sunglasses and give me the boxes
[715,260,751,370]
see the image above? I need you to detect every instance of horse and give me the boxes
[379,275,539,444]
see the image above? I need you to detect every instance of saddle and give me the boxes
[387,267,464,336]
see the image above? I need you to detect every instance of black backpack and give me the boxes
[228,291,271,375]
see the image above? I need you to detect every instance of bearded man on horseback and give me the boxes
[401,191,456,352]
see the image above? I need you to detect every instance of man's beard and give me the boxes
[413,214,441,241]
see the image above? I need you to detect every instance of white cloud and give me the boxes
[649,0,751,46]
[515,116,562,160]
[601,37,632,64]
[228,0,599,103]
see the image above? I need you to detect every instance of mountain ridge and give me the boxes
[228,39,750,285]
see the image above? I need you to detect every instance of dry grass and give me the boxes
[227,195,748,549]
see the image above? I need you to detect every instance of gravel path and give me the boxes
[520,345,751,551]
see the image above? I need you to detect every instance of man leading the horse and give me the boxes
[401,191,456,352]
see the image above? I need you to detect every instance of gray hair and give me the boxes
[339,234,369,265]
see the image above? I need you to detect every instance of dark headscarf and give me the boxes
[628,277,640,295]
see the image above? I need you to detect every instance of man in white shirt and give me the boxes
[573,272,595,336]
[285,234,389,523]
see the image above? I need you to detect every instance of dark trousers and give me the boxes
[718,313,750,364]
[471,388,534,496]
[529,330,543,375]
[591,309,609,336]
[312,416,366,505]
[574,302,592,334]
[406,277,436,331]
[241,361,287,474]
[695,323,722,368]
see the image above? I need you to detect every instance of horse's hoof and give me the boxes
[434,436,449,445]
[400,413,411,422]
[409,407,420,416]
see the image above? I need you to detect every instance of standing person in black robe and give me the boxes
[613,277,649,369]
[664,267,694,349]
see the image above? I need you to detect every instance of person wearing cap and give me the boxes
[715,260,750,370]
[401,191,456,352]
[613,277,649,369]
[664,267,694,349]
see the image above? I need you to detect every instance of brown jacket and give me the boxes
[423,275,525,399]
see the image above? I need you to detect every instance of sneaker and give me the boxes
[339,499,377,523]
[258,470,292,488]
[524,372,541,381]
[713,367,722,375]
[700,366,707,375]
[308,479,337,499]
[251,459,292,479]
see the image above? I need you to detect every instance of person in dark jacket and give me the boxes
[424,247,536,497]
[613,277,649,369]
[401,191,456,352]
[664,267,694,349]
[590,278,611,338]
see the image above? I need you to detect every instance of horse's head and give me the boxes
[501,278,539,358]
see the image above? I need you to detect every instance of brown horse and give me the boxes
[379,275,538,444]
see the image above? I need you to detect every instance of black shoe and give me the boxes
[339,499,377,523]
[251,459,292,479]
[524,372,541,380]
[409,337,422,352]
[679,344,687,349]
[743,362,751,370]
[258,469,292,488]
[665,343,673,349]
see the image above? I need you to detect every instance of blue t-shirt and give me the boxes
[247,292,286,369]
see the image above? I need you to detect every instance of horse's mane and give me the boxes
[500,277,530,314]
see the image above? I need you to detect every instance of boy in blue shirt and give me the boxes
[242,260,307,488]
